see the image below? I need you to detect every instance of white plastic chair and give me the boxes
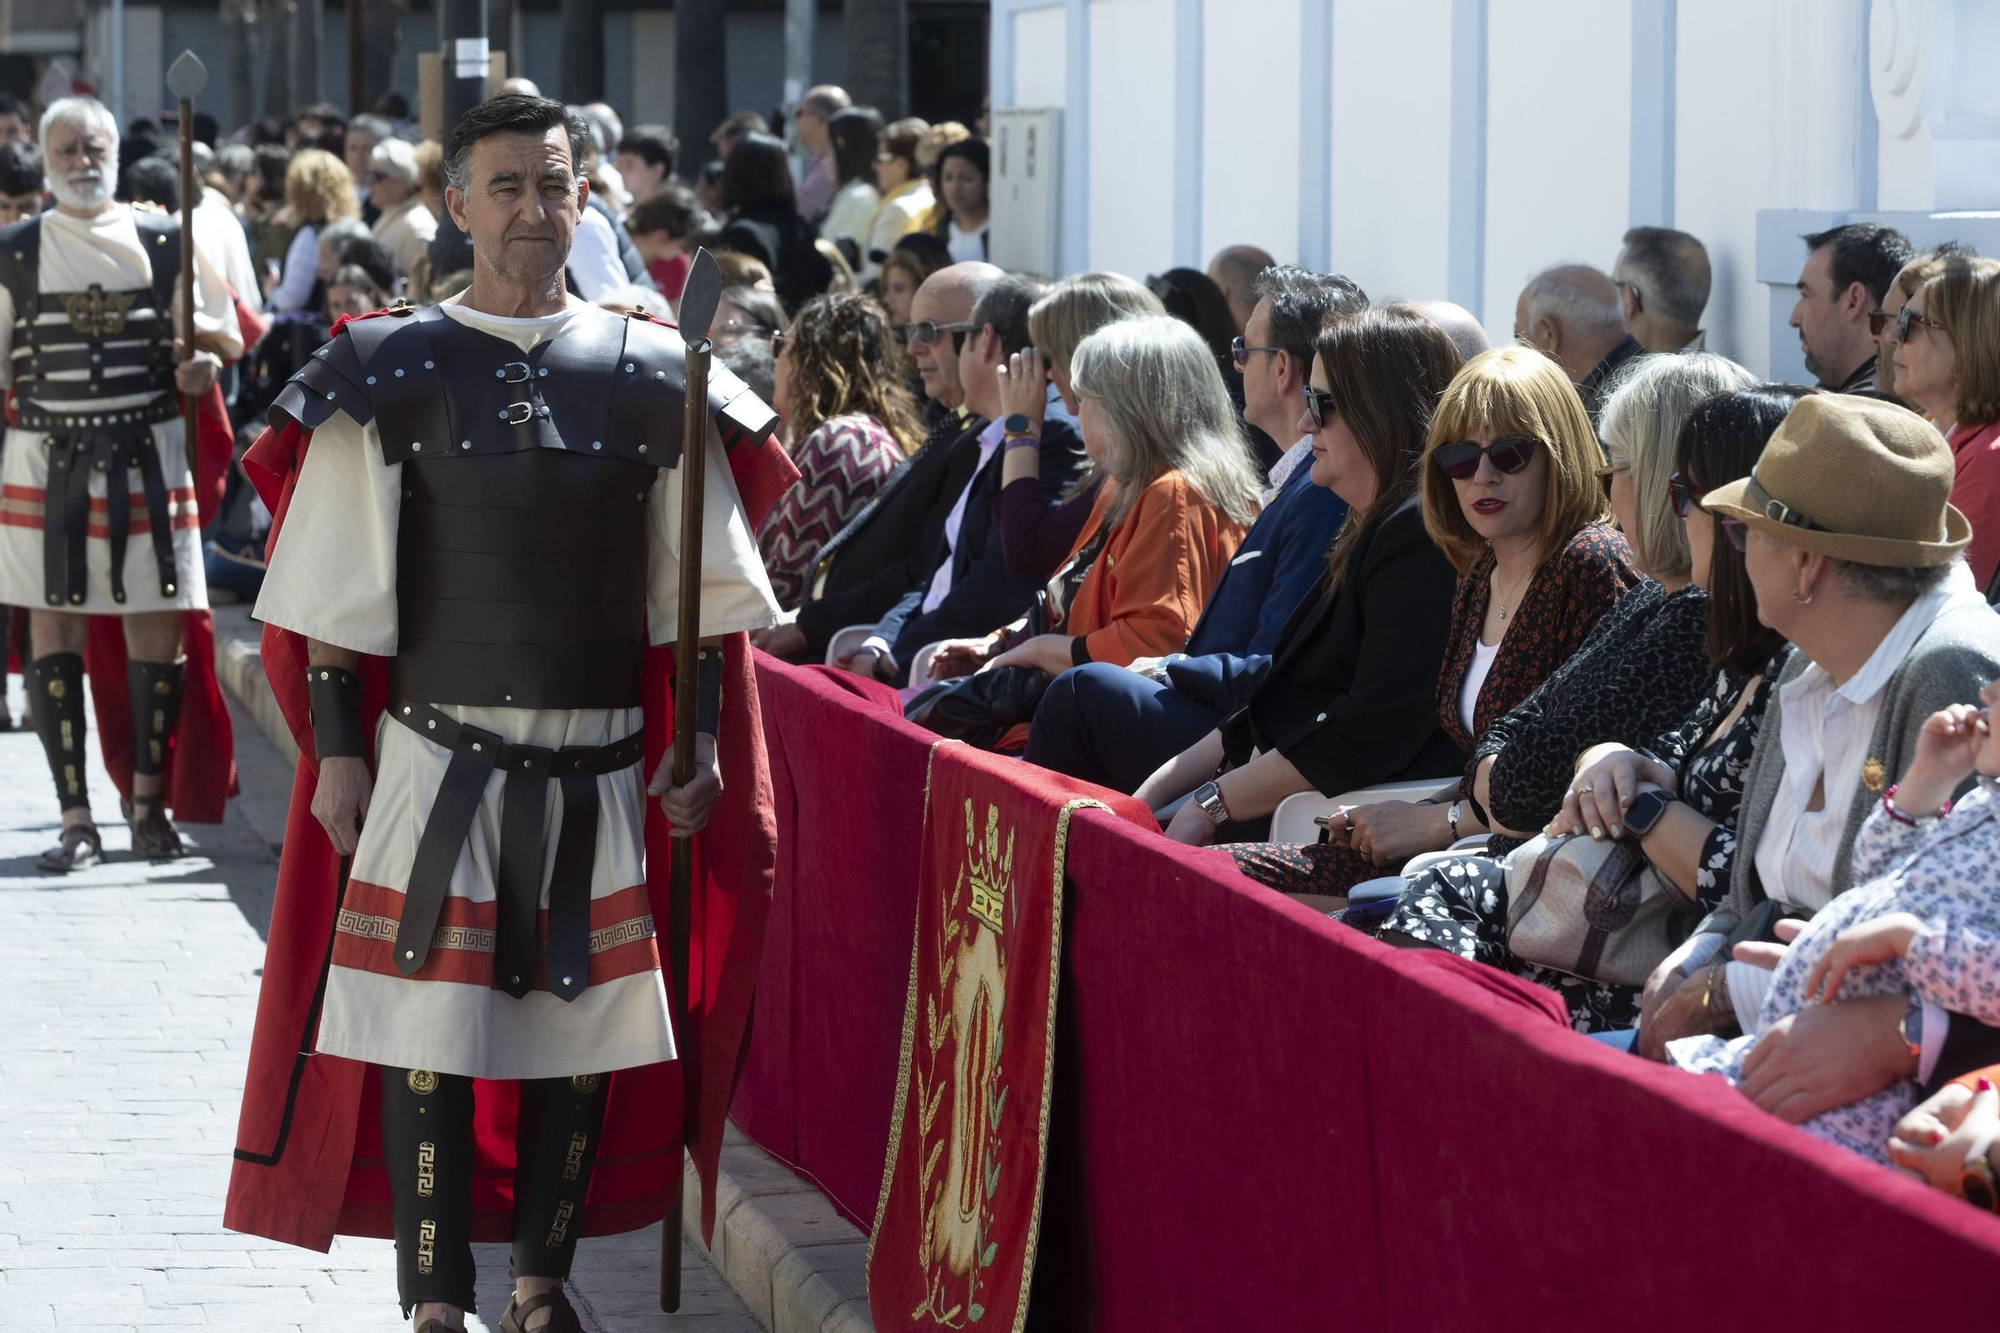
[907,640,949,687]
[1268,778,1458,845]
[824,624,877,667]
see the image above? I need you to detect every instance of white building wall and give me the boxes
[1326,0,1452,305]
[993,0,2000,381]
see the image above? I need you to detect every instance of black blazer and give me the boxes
[874,417,1085,683]
[795,413,985,659]
[713,204,833,314]
[1219,495,1466,793]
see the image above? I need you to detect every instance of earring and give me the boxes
[1794,589,1814,606]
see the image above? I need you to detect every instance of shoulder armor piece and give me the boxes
[268,324,374,431]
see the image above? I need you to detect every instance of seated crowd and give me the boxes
[739,214,2000,1216]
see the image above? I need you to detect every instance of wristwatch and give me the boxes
[1191,781,1232,827]
[1003,412,1037,437]
[1446,800,1463,841]
[1623,789,1678,836]
[1898,999,1924,1071]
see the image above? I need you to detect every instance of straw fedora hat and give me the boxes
[1702,393,1970,568]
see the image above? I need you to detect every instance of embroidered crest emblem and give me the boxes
[407,1068,439,1095]
[60,284,135,339]
[1861,757,1887,793]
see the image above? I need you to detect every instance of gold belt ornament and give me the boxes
[60,284,136,339]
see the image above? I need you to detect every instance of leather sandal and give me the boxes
[126,794,185,861]
[37,822,102,874]
[499,1289,584,1333]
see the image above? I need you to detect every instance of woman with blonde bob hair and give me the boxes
[924,315,1258,748]
[266,147,360,312]
[1229,345,1642,894]
[1893,253,2000,589]
[990,272,1169,580]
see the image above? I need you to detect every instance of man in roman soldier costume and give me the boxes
[224,96,796,1333]
[0,96,241,870]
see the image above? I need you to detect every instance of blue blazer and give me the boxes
[1184,461,1347,658]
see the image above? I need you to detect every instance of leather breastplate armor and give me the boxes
[0,211,186,607]
[269,300,781,710]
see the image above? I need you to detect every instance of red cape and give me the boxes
[224,317,800,1250]
[4,383,237,822]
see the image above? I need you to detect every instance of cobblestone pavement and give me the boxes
[0,669,759,1331]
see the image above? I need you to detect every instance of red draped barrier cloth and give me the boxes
[734,656,2000,1330]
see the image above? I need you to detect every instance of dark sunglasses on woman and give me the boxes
[1721,517,1750,553]
[1869,305,1948,343]
[1431,436,1538,481]
[1300,385,1338,429]
[1667,469,1706,519]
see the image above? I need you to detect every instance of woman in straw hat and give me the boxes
[1621,394,2000,1089]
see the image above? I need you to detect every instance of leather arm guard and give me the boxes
[695,647,723,736]
[308,665,367,761]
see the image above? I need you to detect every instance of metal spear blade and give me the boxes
[676,248,722,349]
[167,50,208,102]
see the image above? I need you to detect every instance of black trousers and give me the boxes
[378,1066,611,1316]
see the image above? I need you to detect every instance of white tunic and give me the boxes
[255,294,781,1080]
[0,204,243,614]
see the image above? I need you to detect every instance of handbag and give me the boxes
[904,667,1051,750]
[1501,833,1700,987]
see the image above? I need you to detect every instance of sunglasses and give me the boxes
[1891,306,1948,343]
[1721,517,1749,553]
[1668,470,1706,519]
[1432,436,1538,481]
[1300,385,1339,430]
[900,319,976,350]
[1232,335,1282,368]
[770,330,788,356]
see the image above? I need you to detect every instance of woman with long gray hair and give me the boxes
[921,315,1260,748]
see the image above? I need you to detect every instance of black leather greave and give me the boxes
[380,1067,478,1318]
[128,658,184,778]
[509,1073,611,1280]
[29,653,89,811]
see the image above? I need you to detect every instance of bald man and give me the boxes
[1208,244,1277,333]
[754,263,1006,664]
[793,84,852,222]
[1408,300,1491,363]
[1515,264,1639,423]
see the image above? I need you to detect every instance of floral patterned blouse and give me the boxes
[1643,662,1777,906]
[1670,777,2000,1163]
[756,413,904,611]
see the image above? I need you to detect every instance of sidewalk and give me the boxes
[0,664,760,1331]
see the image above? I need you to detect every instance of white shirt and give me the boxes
[1735,561,1987,1026]
[946,220,985,264]
[1459,637,1500,736]
[1264,436,1313,502]
[565,208,629,302]
[269,222,320,313]
[196,186,261,314]
[371,197,438,289]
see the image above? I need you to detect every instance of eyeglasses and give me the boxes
[900,319,976,351]
[770,330,788,356]
[1667,470,1709,519]
[1721,517,1749,553]
[1867,308,1895,337]
[1300,385,1339,430]
[1595,460,1624,481]
[1232,335,1283,368]
[1432,436,1539,481]
[1892,305,1948,343]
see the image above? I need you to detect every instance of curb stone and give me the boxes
[211,603,878,1333]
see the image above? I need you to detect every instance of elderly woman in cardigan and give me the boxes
[1571,397,2000,1108]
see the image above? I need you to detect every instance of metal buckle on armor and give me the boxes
[496,361,532,383]
[499,401,534,425]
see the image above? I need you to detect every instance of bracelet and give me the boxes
[1883,783,1952,826]
[1698,960,1724,1026]
[1002,434,1041,451]
[307,665,366,762]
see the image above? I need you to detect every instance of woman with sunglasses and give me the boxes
[757,293,923,610]
[1134,305,1466,846]
[1891,254,2000,591]
[1366,385,1804,1030]
[860,118,934,285]
[1222,346,1638,894]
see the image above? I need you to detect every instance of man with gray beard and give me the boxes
[0,95,242,870]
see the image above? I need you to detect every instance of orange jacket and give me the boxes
[1059,469,1249,666]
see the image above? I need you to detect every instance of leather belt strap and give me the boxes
[37,422,179,608]
[386,702,645,1001]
